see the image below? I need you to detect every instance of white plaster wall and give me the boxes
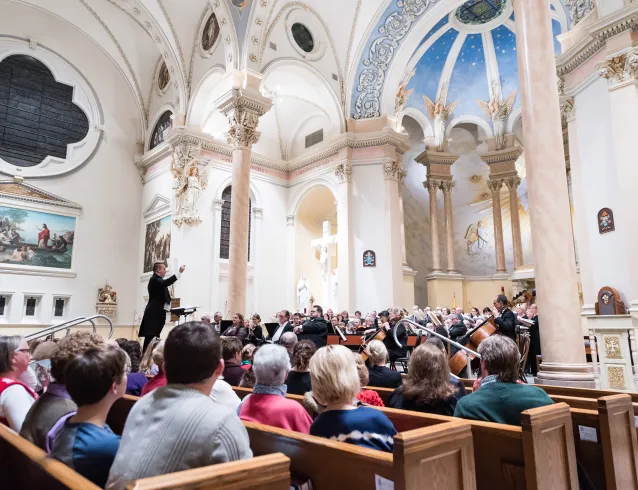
[574,79,630,301]
[0,4,142,334]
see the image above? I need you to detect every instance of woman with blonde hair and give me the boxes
[365,340,402,389]
[388,344,458,416]
[141,339,166,396]
[309,345,396,452]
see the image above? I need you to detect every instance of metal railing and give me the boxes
[395,318,481,379]
[24,315,114,342]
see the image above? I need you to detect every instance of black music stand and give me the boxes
[263,322,279,338]
[219,320,233,335]
[170,306,198,325]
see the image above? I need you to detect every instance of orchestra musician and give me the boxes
[362,308,407,363]
[493,295,517,342]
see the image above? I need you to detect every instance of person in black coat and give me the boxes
[295,305,328,348]
[525,304,541,376]
[139,262,185,352]
[272,310,295,344]
[364,340,402,389]
[493,294,517,342]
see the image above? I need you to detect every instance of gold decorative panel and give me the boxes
[607,366,626,390]
[604,335,622,359]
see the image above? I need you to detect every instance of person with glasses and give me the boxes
[271,310,294,344]
[0,336,37,431]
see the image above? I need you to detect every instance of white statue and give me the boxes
[476,85,518,150]
[297,274,311,313]
[311,221,338,282]
[423,94,459,152]
[171,157,209,226]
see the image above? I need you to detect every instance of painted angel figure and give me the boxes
[476,88,517,150]
[423,95,459,152]
[395,69,415,116]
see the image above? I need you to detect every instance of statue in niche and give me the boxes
[395,69,414,116]
[297,274,311,313]
[171,157,209,226]
[423,94,459,152]
[476,85,518,150]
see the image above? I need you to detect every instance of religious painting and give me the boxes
[157,61,170,91]
[144,215,171,273]
[464,221,488,256]
[597,208,615,234]
[201,13,220,51]
[0,205,76,269]
[363,250,376,267]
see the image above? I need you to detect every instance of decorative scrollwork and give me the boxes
[334,162,353,183]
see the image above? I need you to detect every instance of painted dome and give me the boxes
[402,0,569,132]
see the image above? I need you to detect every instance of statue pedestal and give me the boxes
[96,302,117,319]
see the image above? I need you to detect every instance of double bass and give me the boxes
[448,315,497,376]
[359,327,387,363]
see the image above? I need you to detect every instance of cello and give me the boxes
[359,327,387,363]
[448,315,497,376]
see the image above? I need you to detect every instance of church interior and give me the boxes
[1,0,638,489]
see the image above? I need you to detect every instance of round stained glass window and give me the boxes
[291,23,314,53]
[455,0,507,25]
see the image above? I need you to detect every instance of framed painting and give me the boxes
[363,250,376,267]
[597,208,615,234]
[143,214,171,273]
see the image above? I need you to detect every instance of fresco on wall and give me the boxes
[0,205,75,269]
[144,215,171,273]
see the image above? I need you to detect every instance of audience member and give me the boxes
[238,345,312,433]
[221,337,244,386]
[0,335,37,432]
[354,354,384,407]
[238,367,256,388]
[454,335,553,425]
[241,344,256,370]
[122,341,148,396]
[285,340,315,395]
[212,312,223,333]
[295,305,329,348]
[389,344,458,416]
[280,332,298,361]
[210,376,242,410]
[31,341,57,362]
[223,313,248,341]
[21,332,104,451]
[52,346,127,487]
[364,340,402,389]
[424,337,467,400]
[106,322,252,489]
[141,340,166,396]
[309,345,397,452]
[114,338,127,349]
[139,337,161,376]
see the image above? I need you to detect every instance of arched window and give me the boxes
[220,185,251,261]
[150,111,173,149]
[0,55,89,167]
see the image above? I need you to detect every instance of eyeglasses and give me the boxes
[14,348,30,354]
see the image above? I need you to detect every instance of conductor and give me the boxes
[139,262,185,352]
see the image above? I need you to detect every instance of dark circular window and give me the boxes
[201,13,220,51]
[291,23,314,53]
[455,0,507,25]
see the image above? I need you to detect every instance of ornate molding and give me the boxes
[598,48,638,85]
[415,150,459,167]
[564,0,596,26]
[383,159,407,182]
[556,4,638,78]
[170,141,201,169]
[479,147,523,166]
[334,162,353,183]
[215,89,272,149]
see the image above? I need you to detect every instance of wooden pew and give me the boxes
[1,420,290,490]
[107,394,477,490]
[233,386,578,490]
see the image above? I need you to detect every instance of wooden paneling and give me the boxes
[0,55,88,167]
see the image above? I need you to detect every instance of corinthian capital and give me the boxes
[383,159,407,183]
[170,141,201,169]
[425,179,440,192]
[487,179,503,192]
[215,88,272,149]
[505,176,521,189]
[598,49,638,86]
[440,180,455,193]
[334,162,352,183]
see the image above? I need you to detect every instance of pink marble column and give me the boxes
[441,180,457,274]
[514,0,592,385]
[506,176,524,269]
[487,179,506,273]
[426,179,442,273]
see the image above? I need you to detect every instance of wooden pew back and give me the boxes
[126,453,290,490]
[0,423,101,490]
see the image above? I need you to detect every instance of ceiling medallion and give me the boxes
[455,0,507,25]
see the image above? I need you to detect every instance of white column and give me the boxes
[210,199,225,311]
[514,0,593,385]
[384,159,407,304]
[561,99,596,315]
[426,179,442,273]
[286,215,296,311]
[252,207,263,314]
[506,176,524,270]
[599,48,638,313]
[487,179,506,274]
[441,180,457,274]
[335,161,354,312]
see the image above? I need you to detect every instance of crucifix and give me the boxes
[311,221,337,306]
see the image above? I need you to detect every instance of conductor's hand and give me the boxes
[179,265,186,273]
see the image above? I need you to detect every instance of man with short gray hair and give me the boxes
[279,332,297,361]
[237,345,312,433]
[454,335,553,426]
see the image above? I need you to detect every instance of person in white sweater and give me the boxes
[106,322,252,490]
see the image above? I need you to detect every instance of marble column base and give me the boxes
[534,361,595,388]
[492,272,510,280]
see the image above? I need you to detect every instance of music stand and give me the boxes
[219,320,233,335]
[170,306,198,325]
[263,322,279,338]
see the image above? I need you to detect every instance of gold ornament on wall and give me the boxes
[604,335,622,359]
